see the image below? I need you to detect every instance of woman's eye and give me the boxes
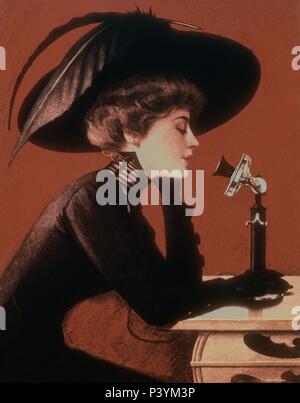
[177,127,187,134]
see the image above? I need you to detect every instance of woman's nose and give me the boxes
[186,128,199,148]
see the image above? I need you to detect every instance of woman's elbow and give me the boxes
[136,304,183,327]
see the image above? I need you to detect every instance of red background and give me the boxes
[0,0,299,379]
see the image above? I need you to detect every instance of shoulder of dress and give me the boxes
[54,154,144,218]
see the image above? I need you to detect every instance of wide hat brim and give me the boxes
[12,13,261,159]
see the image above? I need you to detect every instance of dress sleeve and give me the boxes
[61,184,209,325]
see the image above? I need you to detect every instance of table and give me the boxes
[172,276,300,383]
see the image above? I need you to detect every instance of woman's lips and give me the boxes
[182,156,192,168]
[182,155,192,162]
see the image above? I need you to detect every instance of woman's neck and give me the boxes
[121,144,155,179]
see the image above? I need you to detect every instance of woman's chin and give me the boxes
[159,163,188,178]
[178,159,191,174]
[148,159,190,178]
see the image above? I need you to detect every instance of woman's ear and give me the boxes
[123,130,141,147]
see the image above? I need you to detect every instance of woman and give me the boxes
[0,75,209,380]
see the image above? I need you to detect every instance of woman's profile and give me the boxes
[0,11,290,383]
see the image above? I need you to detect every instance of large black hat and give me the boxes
[9,11,261,162]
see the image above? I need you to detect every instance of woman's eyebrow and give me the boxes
[173,116,189,122]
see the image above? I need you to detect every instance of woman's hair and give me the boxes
[85,75,206,153]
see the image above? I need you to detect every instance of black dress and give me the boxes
[0,152,220,382]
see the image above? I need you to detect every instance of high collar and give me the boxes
[106,152,148,191]
[119,151,143,171]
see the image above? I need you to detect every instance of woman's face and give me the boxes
[135,108,199,174]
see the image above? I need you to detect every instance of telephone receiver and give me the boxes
[213,154,267,197]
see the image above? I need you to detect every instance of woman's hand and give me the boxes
[224,269,293,300]
[194,270,293,315]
